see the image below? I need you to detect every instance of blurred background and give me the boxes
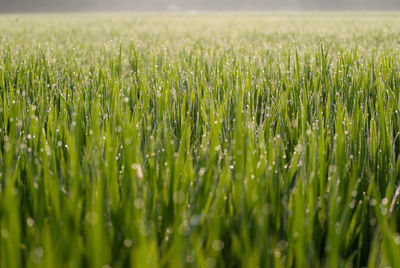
[1,0,400,13]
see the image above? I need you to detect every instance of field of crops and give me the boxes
[1,13,400,267]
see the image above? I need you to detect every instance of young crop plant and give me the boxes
[1,13,400,268]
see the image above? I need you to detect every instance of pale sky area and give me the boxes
[1,0,399,12]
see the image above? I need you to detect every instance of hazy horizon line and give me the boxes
[1,8,400,15]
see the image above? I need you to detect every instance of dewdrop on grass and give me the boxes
[131,163,144,179]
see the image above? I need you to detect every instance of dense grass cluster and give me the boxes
[1,13,400,267]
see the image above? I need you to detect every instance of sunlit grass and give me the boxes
[1,13,400,267]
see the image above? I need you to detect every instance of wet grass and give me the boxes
[1,13,400,267]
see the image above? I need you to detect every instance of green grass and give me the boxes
[1,13,400,267]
